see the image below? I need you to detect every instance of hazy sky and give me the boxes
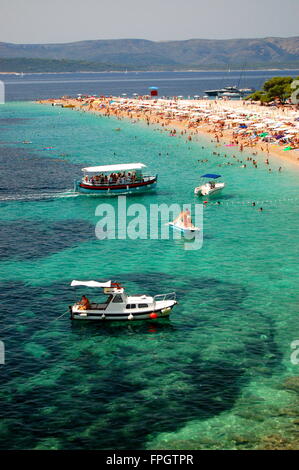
[1,0,298,44]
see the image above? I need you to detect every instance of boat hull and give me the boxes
[168,222,200,234]
[74,177,157,196]
[194,183,225,196]
[204,90,219,97]
[70,303,176,321]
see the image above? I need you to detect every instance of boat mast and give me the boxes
[237,63,246,89]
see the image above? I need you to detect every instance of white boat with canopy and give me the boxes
[194,174,225,196]
[74,162,157,195]
[69,280,177,321]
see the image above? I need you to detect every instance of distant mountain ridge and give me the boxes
[0,37,298,71]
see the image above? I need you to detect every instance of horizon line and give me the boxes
[1,35,299,46]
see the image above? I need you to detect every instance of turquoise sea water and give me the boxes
[1,102,299,450]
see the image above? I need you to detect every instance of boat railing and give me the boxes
[143,175,156,182]
[81,175,155,185]
[153,292,176,303]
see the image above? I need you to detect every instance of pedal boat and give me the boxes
[168,222,200,234]
[74,163,157,196]
[69,280,177,321]
[194,173,225,196]
[167,209,200,235]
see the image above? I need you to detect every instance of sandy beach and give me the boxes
[38,96,299,165]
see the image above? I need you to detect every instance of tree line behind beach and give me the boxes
[247,76,299,104]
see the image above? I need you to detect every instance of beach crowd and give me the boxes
[41,95,299,163]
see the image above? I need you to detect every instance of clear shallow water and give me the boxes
[0,102,299,450]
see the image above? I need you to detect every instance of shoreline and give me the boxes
[2,67,299,75]
[38,96,299,166]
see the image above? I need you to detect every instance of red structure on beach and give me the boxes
[149,86,158,97]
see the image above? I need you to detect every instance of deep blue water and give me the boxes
[1,70,299,101]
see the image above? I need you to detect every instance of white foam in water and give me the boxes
[0,190,78,202]
[0,80,5,104]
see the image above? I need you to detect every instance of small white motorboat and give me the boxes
[69,280,177,321]
[194,174,225,196]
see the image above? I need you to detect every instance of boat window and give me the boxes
[126,304,136,309]
[112,295,123,303]
[138,304,148,308]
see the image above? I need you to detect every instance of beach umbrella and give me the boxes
[149,86,159,97]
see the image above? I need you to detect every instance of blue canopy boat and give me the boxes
[194,174,225,196]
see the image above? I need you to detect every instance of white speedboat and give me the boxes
[69,280,177,321]
[204,86,254,98]
[194,174,225,196]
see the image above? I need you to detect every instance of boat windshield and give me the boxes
[76,293,113,309]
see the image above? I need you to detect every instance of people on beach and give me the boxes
[43,94,299,168]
